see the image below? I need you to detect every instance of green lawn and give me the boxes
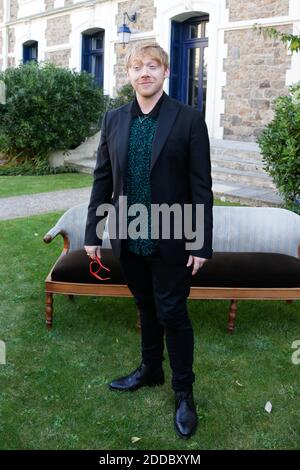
[0,174,93,198]
[0,212,299,450]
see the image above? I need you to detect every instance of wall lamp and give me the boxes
[117,12,137,48]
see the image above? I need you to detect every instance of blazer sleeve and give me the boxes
[84,111,113,246]
[188,112,214,259]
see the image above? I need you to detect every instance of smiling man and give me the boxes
[84,42,213,439]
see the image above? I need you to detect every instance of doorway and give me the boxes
[170,16,209,116]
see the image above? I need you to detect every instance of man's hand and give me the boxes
[187,255,208,276]
[84,245,101,260]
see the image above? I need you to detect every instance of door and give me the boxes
[183,42,208,114]
[170,16,208,116]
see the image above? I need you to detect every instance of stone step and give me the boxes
[72,156,273,188]
[212,167,276,189]
[68,157,271,184]
[64,132,100,162]
[65,150,96,162]
[210,139,274,190]
[211,148,263,162]
[211,153,266,174]
[70,154,275,189]
[212,179,283,207]
[69,158,95,174]
[211,139,263,162]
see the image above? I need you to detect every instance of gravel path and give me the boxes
[0,187,91,220]
[0,182,283,221]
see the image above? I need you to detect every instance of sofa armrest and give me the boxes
[43,226,70,252]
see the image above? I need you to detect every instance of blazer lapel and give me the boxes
[150,96,180,172]
[116,94,180,178]
[117,102,132,178]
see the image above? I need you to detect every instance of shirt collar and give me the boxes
[131,91,166,119]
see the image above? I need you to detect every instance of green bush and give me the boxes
[109,83,135,109]
[0,61,105,163]
[0,159,77,176]
[257,83,300,213]
[117,82,135,102]
[0,62,135,175]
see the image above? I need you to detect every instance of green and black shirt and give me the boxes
[124,92,165,256]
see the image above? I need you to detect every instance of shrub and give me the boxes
[0,159,77,176]
[0,61,105,163]
[0,62,135,175]
[102,83,135,112]
[257,82,300,213]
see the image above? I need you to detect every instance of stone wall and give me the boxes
[221,25,292,142]
[44,49,71,67]
[116,0,156,34]
[10,0,18,21]
[8,27,15,54]
[46,15,71,46]
[45,0,55,12]
[114,0,156,92]
[7,56,15,67]
[227,0,289,22]
[45,14,71,67]
[45,0,73,11]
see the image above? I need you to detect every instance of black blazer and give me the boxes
[85,93,213,265]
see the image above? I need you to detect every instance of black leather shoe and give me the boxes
[109,363,165,391]
[174,391,198,439]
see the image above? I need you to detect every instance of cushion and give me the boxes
[51,249,300,288]
[52,249,125,284]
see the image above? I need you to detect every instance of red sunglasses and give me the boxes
[89,255,111,281]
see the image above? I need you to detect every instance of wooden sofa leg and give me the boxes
[286,300,293,304]
[46,292,53,330]
[228,299,238,333]
[68,295,75,301]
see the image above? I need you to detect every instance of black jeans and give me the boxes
[119,246,195,392]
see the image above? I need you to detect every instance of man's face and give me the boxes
[127,55,169,98]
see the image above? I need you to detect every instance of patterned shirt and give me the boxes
[124,92,165,256]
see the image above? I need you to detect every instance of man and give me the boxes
[84,42,213,439]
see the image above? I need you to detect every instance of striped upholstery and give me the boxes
[46,203,89,253]
[46,203,300,258]
[212,206,300,257]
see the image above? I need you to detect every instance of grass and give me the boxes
[0,212,299,450]
[0,174,93,198]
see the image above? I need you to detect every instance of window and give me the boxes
[23,40,38,63]
[81,29,104,88]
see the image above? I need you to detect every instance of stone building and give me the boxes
[0,0,299,147]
